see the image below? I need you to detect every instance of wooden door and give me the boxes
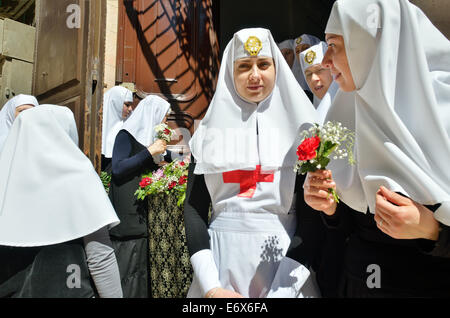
[33,0,106,171]
[116,0,220,131]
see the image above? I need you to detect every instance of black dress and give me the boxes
[322,202,450,297]
[108,129,159,298]
[0,240,96,298]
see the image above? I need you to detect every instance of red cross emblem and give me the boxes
[222,165,274,198]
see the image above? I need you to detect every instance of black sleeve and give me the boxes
[286,174,326,268]
[417,203,450,258]
[183,157,212,257]
[111,130,157,183]
[429,224,450,258]
[320,200,355,238]
[288,175,349,297]
[164,150,173,163]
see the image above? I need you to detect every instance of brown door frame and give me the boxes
[33,0,106,172]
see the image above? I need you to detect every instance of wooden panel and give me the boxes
[0,20,4,54]
[33,0,106,171]
[2,18,36,62]
[33,0,84,97]
[117,0,220,127]
[0,58,34,107]
[9,58,33,94]
[134,0,196,99]
[117,0,137,82]
[61,95,81,132]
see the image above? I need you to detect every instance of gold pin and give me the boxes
[244,36,263,56]
[305,50,316,64]
[296,36,303,45]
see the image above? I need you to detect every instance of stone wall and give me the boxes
[103,0,118,92]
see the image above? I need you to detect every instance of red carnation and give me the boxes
[179,161,185,167]
[297,136,321,161]
[164,128,171,135]
[139,177,152,188]
[178,176,187,185]
[168,181,177,190]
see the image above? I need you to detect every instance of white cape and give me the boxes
[0,105,120,246]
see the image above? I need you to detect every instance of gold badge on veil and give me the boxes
[305,50,316,64]
[296,36,303,44]
[244,36,263,56]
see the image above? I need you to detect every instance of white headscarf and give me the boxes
[292,34,322,91]
[324,0,450,226]
[278,39,294,51]
[316,81,339,125]
[189,28,318,175]
[121,95,171,147]
[102,86,133,158]
[300,42,339,121]
[0,105,120,247]
[0,94,39,153]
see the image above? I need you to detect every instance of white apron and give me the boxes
[187,166,320,298]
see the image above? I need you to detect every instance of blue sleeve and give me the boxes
[111,130,157,183]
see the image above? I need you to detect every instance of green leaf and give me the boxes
[322,143,338,158]
[318,156,330,168]
[300,161,317,174]
[317,140,325,157]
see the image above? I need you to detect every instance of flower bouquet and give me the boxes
[100,171,111,194]
[294,121,355,202]
[135,157,190,207]
[154,123,175,142]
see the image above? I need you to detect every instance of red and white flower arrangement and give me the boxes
[135,157,190,207]
[154,123,174,142]
[294,121,355,202]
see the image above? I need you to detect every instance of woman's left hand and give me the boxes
[374,186,439,240]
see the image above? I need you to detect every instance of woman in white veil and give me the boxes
[0,105,122,297]
[304,0,450,297]
[292,34,321,91]
[108,95,171,298]
[185,28,324,298]
[101,86,134,171]
[0,94,38,153]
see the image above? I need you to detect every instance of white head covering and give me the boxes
[121,95,171,147]
[0,94,39,153]
[277,39,294,51]
[324,0,450,225]
[0,105,120,247]
[292,34,322,91]
[299,42,328,75]
[102,86,133,158]
[299,42,339,119]
[316,81,339,125]
[189,28,318,175]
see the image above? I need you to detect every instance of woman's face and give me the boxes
[295,43,311,59]
[304,64,333,100]
[122,102,133,119]
[14,104,34,118]
[322,34,356,92]
[233,56,276,104]
[280,48,294,68]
